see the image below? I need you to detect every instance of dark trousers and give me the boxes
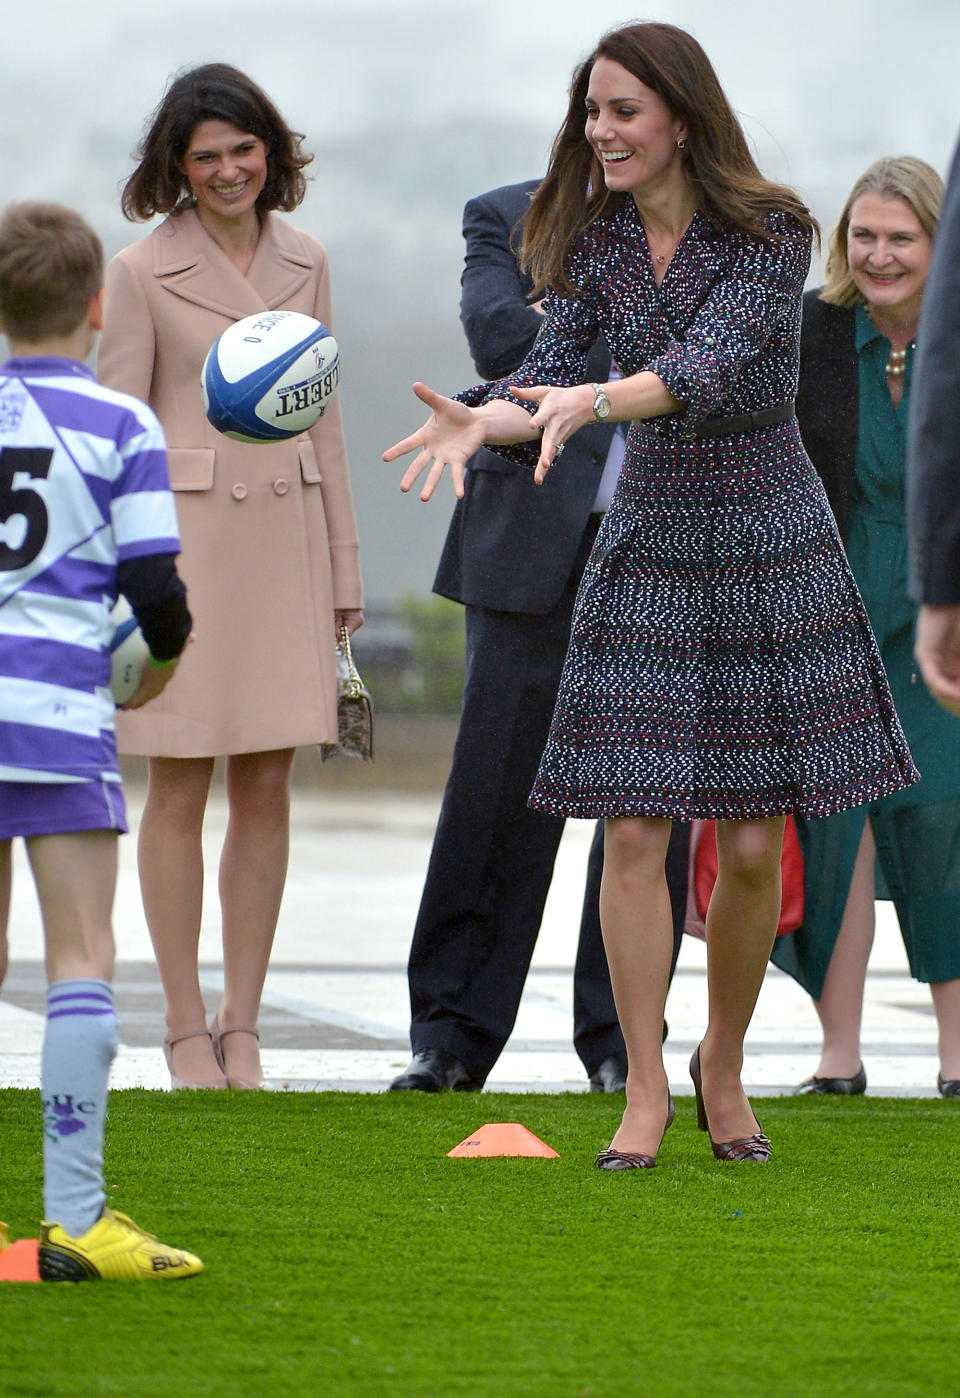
[408,521,689,1084]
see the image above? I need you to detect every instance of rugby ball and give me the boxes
[201,310,340,443]
[109,596,150,706]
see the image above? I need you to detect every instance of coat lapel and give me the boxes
[152,209,312,320]
[246,216,313,309]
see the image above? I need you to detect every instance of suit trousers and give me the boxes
[408,519,689,1083]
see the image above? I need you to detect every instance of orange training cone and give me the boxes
[0,1238,41,1283]
[447,1122,559,1158]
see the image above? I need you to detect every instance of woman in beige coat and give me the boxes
[100,64,363,1089]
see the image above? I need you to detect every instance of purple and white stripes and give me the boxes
[0,356,180,785]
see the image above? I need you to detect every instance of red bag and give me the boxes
[685,816,804,940]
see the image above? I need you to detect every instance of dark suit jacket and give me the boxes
[795,290,858,541]
[433,181,615,615]
[908,135,960,604]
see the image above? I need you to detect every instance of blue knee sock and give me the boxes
[41,979,118,1237]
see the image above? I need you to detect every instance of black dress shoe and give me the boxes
[588,1054,627,1094]
[389,1047,481,1093]
[937,1073,960,1098]
[793,1063,867,1096]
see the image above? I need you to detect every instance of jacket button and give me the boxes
[231,483,248,500]
[272,478,289,496]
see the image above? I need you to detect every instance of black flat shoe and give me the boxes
[689,1044,771,1163]
[793,1063,867,1096]
[588,1054,627,1094]
[596,1095,675,1170]
[388,1047,482,1093]
[937,1073,960,1098]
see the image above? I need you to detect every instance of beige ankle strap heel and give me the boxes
[163,1028,228,1090]
[210,1020,265,1091]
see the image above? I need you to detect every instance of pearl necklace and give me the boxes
[885,344,914,377]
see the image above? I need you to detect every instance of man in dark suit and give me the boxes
[390,181,689,1093]
[909,137,960,715]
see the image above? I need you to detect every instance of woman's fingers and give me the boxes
[412,381,450,412]
[407,457,445,502]
[400,450,468,502]
[509,384,548,404]
[335,608,364,636]
[533,434,566,485]
[398,447,434,491]
[384,383,463,463]
[383,430,426,462]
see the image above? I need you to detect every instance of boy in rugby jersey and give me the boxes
[0,202,201,1281]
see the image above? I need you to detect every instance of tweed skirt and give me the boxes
[529,420,919,821]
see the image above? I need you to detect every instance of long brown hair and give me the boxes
[120,64,312,222]
[522,22,818,295]
[820,156,943,306]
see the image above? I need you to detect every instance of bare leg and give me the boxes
[0,840,10,989]
[26,832,116,984]
[601,816,674,1155]
[931,978,960,1082]
[138,756,222,1085]
[216,749,295,1083]
[699,816,786,1143]
[812,819,875,1078]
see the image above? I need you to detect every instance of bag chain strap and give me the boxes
[338,623,364,699]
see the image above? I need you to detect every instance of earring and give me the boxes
[677,138,687,150]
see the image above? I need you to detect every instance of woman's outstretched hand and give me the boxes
[510,383,596,483]
[382,383,487,501]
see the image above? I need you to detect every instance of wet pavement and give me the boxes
[0,786,944,1096]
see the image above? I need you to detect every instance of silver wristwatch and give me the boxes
[592,382,612,421]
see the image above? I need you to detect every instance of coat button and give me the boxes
[231,483,248,500]
[272,478,289,496]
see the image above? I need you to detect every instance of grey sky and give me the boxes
[2,0,958,602]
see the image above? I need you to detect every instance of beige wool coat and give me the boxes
[99,208,363,757]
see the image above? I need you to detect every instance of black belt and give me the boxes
[690,400,795,439]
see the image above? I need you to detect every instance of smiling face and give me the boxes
[584,57,686,199]
[180,119,268,227]
[847,191,932,322]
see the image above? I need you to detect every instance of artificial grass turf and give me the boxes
[1,1090,958,1398]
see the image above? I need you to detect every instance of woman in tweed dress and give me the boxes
[385,22,917,1167]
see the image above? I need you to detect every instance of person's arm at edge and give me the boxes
[460,186,544,380]
[908,136,960,712]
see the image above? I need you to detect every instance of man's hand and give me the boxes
[915,604,960,717]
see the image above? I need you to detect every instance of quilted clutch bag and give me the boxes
[317,624,374,762]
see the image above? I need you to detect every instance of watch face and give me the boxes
[594,390,611,420]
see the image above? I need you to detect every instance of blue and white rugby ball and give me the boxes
[201,310,340,443]
[109,596,150,706]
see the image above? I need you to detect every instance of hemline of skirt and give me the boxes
[527,759,921,822]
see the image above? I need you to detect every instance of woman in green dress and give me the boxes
[772,156,960,1097]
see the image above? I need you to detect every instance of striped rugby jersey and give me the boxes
[0,356,180,784]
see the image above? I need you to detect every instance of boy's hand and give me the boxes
[121,635,193,710]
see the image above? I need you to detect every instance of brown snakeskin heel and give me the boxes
[596,1095,675,1170]
[689,1044,771,1164]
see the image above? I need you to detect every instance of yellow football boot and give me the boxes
[39,1208,203,1282]
[0,1222,9,1252]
